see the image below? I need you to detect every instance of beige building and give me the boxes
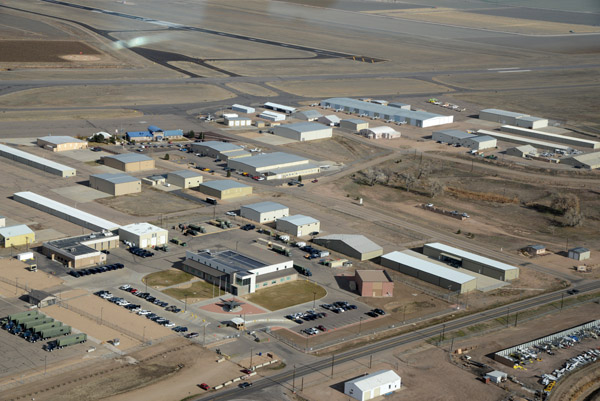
[314,234,383,261]
[42,231,119,268]
[190,141,249,160]
[241,201,289,223]
[37,136,88,152]
[272,122,332,141]
[276,215,320,237]
[340,119,369,132]
[119,223,168,248]
[102,153,155,172]
[90,173,141,196]
[198,180,252,200]
[227,152,320,180]
[0,225,35,248]
[167,170,203,188]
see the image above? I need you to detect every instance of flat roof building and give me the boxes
[568,247,591,261]
[314,234,383,261]
[479,109,548,129]
[232,104,255,114]
[321,98,453,128]
[0,225,35,248]
[561,152,600,170]
[42,231,119,268]
[380,251,476,293]
[340,119,369,132]
[355,270,394,297]
[501,126,600,149]
[240,201,289,223]
[477,129,570,151]
[423,242,519,281]
[359,126,400,139]
[102,153,155,172]
[13,192,119,232]
[198,180,253,200]
[182,248,295,295]
[119,223,167,249]
[276,215,320,237]
[0,144,76,177]
[166,170,202,188]
[37,136,88,152]
[89,173,141,196]
[273,122,333,142]
[344,370,401,401]
[264,102,296,114]
[223,117,252,127]
[227,152,320,180]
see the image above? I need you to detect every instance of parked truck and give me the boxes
[44,333,87,352]
[40,325,71,340]
[23,317,54,330]
[294,265,312,277]
[271,243,290,256]
[9,310,39,324]
[17,314,50,327]
[33,321,63,334]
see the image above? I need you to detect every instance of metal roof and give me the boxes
[277,214,319,226]
[276,122,330,133]
[294,110,322,119]
[364,126,398,134]
[192,249,268,273]
[565,152,600,166]
[163,129,183,137]
[389,102,410,108]
[0,144,76,175]
[527,244,545,250]
[346,370,401,392]
[426,243,518,272]
[264,102,296,113]
[570,247,590,253]
[356,270,390,282]
[267,163,320,175]
[104,153,153,163]
[193,141,241,152]
[382,251,475,284]
[342,118,368,125]
[0,225,33,238]
[38,136,86,145]
[91,173,139,184]
[481,109,528,118]
[517,116,547,122]
[231,152,308,169]
[46,232,118,256]
[471,135,496,142]
[13,191,120,231]
[501,125,600,146]
[169,170,202,179]
[200,180,250,191]
[126,131,152,138]
[242,201,288,213]
[120,222,166,236]
[316,234,382,255]
[434,129,475,139]
[477,130,570,150]
[322,98,448,121]
[147,125,162,132]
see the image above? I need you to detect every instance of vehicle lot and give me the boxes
[284,300,376,336]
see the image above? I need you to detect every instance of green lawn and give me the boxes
[162,280,220,300]
[245,280,327,311]
[143,269,195,287]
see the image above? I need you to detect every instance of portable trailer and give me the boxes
[33,321,63,334]
[40,325,71,340]
[23,317,54,330]
[44,333,87,351]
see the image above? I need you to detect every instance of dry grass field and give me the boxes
[244,280,327,311]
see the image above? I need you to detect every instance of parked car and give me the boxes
[239,382,253,389]
[198,383,210,390]
[373,308,386,315]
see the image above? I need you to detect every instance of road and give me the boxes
[199,280,600,401]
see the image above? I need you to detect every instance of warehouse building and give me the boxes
[476,130,569,151]
[359,126,401,139]
[276,215,320,237]
[506,145,538,158]
[182,248,296,295]
[389,102,411,110]
[89,173,141,196]
[0,216,5,227]
[42,231,119,268]
[264,102,296,114]
[0,225,35,248]
[479,109,548,129]
[380,251,476,293]
[13,192,119,232]
[314,234,383,261]
[198,180,252,200]
[501,126,600,149]
[102,153,155,172]
[561,152,600,170]
[119,223,167,248]
[232,104,255,114]
[292,110,322,121]
[241,201,289,223]
[344,370,401,401]
[355,270,394,297]
[423,243,519,281]
[167,170,203,188]
[318,115,341,126]
[465,135,497,150]
[259,110,286,122]
[273,122,332,142]
[321,98,453,128]
[433,130,497,150]
[569,247,591,261]
[0,144,76,177]
[190,141,249,160]
[340,119,369,132]
[223,116,252,127]
[37,136,88,152]
[227,152,320,180]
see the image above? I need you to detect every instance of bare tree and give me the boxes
[401,173,416,192]
[429,179,444,198]
[564,209,584,227]
[551,193,580,214]
[417,161,432,180]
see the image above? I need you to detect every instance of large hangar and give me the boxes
[380,251,476,293]
[89,173,141,196]
[500,125,600,149]
[423,243,519,281]
[320,98,453,128]
[241,201,289,223]
[477,129,569,151]
[314,234,383,261]
[37,136,88,152]
[190,141,250,160]
[0,144,76,177]
[167,170,203,188]
[479,109,548,129]
[102,153,155,172]
[198,180,253,200]
[13,192,120,232]
[227,152,320,180]
[561,152,600,170]
[272,122,332,141]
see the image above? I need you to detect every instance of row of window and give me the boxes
[255,276,291,289]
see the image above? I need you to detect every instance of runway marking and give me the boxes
[487,67,521,70]
[497,69,532,73]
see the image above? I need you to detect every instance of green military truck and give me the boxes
[23,317,54,330]
[44,333,87,351]
[40,325,71,340]
[9,310,40,325]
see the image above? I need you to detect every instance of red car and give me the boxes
[311,179,318,183]
[198,383,210,390]
[242,368,253,374]
[317,325,327,332]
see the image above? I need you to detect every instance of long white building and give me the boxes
[273,122,332,141]
[0,144,76,177]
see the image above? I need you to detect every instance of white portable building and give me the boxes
[344,370,401,401]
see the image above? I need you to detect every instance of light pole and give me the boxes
[100,307,103,325]
[292,364,296,391]
[506,307,510,327]
[44,355,47,375]
[185,295,188,312]
[143,326,146,343]
[359,316,363,334]
[313,291,316,310]
[249,347,253,369]
[403,305,407,323]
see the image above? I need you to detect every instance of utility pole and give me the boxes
[359,317,363,334]
[403,305,407,323]
[514,312,519,327]
[185,295,187,312]
[506,307,510,327]
[100,307,103,325]
[441,324,445,342]
[313,292,316,310]
[292,364,296,391]
[369,355,372,369]
[331,354,335,378]
[561,293,565,310]
[250,347,253,369]
[203,323,206,346]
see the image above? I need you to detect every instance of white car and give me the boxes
[101,293,113,299]
[120,284,131,290]
[137,310,151,315]
[225,211,236,216]
[165,322,176,327]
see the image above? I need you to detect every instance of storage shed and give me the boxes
[355,270,394,297]
[464,135,497,150]
[340,119,369,131]
[359,126,400,139]
[0,225,35,248]
[276,215,320,237]
[167,170,203,188]
[484,370,507,384]
[272,122,333,141]
[119,223,168,248]
[89,173,141,196]
[0,144,76,177]
[240,201,289,223]
[28,290,57,308]
[227,152,319,180]
[313,234,383,261]
[524,244,545,255]
[259,110,286,122]
[37,136,88,152]
[568,247,591,261]
[102,153,155,172]
[344,370,401,401]
[224,117,252,127]
[198,180,253,200]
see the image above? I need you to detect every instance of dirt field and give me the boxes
[283,133,384,164]
[0,259,63,297]
[0,40,100,62]
[96,189,201,216]
[225,82,279,97]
